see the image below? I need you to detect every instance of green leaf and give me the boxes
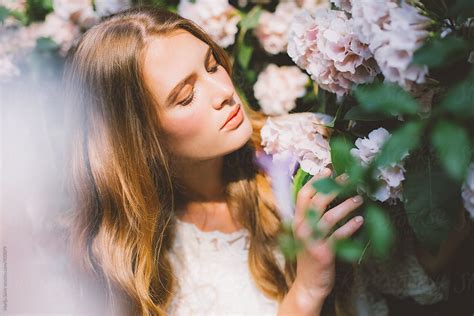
[305,208,325,239]
[343,106,390,121]
[325,103,344,128]
[413,35,469,68]
[291,167,313,204]
[26,0,53,21]
[312,177,342,195]
[35,37,59,51]
[239,5,262,30]
[278,222,304,261]
[244,69,257,83]
[305,208,321,226]
[439,69,474,117]
[365,205,394,258]
[237,42,253,69]
[375,122,423,168]
[41,0,53,10]
[431,120,472,181]
[404,157,463,254]
[334,239,365,262]
[235,6,262,69]
[330,136,354,175]
[0,6,10,23]
[346,164,365,189]
[353,83,419,115]
[9,9,28,24]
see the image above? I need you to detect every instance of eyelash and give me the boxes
[179,63,219,106]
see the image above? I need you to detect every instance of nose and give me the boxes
[209,77,235,110]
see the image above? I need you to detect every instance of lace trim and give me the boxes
[174,218,250,252]
[168,219,285,315]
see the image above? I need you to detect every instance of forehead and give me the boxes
[143,30,209,106]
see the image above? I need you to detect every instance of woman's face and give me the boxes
[143,30,253,161]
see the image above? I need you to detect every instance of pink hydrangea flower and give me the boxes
[351,127,408,204]
[254,2,301,55]
[178,0,241,48]
[351,0,430,87]
[260,112,333,175]
[253,64,309,115]
[254,1,329,55]
[288,8,379,96]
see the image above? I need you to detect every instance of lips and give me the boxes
[221,104,241,129]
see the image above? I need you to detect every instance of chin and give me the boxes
[221,118,253,156]
[236,116,253,146]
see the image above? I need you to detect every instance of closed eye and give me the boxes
[178,57,220,106]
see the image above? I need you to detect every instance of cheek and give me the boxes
[161,107,208,141]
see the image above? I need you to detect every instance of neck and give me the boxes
[174,155,226,205]
[174,156,239,231]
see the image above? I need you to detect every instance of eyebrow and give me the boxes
[164,46,214,106]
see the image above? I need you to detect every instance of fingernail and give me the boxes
[352,195,363,203]
[339,173,349,182]
[322,168,331,176]
[355,216,364,223]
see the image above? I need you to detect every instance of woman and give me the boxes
[64,6,365,315]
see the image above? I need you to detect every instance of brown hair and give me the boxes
[63,6,295,315]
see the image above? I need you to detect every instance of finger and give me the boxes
[295,207,321,240]
[318,195,363,236]
[294,168,332,230]
[310,173,349,216]
[331,216,364,240]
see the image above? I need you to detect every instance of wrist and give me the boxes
[278,280,329,316]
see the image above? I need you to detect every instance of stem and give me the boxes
[357,239,371,264]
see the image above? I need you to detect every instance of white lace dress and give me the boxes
[166,219,448,316]
[167,219,282,316]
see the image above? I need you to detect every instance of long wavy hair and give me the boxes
[63,6,296,315]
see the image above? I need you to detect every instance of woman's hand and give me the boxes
[279,168,364,316]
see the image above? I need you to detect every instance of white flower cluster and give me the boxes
[462,163,474,218]
[94,0,130,18]
[345,0,431,86]
[178,0,241,48]
[287,9,379,96]
[0,23,39,82]
[0,0,131,81]
[40,13,83,56]
[253,1,329,55]
[253,64,309,116]
[52,0,98,28]
[260,112,333,175]
[296,0,331,13]
[351,127,408,203]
